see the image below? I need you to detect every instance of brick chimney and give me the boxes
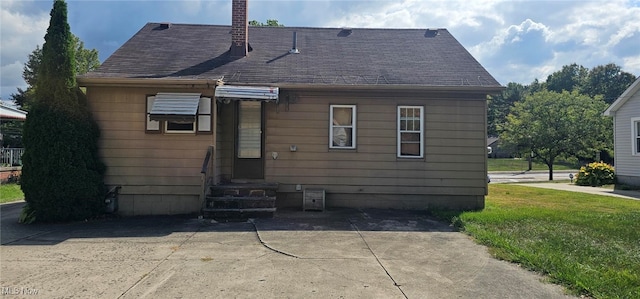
[230,0,248,57]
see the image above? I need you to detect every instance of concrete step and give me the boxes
[204,182,278,220]
[209,183,278,197]
[205,196,276,209]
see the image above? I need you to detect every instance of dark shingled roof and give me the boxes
[84,23,501,87]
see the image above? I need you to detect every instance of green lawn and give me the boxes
[0,183,24,203]
[447,184,640,298]
[488,158,578,172]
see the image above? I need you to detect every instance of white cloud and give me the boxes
[324,0,506,29]
[0,61,27,100]
[0,0,48,99]
[180,0,203,16]
[551,1,639,45]
[470,19,551,61]
[622,55,640,75]
[460,1,639,84]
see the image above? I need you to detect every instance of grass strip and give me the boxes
[451,184,640,298]
[0,183,24,204]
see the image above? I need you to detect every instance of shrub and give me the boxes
[575,161,615,187]
[21,101,106,222]
[19,203,37,224]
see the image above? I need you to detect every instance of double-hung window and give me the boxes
[397,106,424,158]
[330,105,356,149]
[146,93,212,134]
[633,118,640,155]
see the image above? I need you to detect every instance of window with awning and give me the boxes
[146,93,212,134]
[149,93,201,122]
[214,85,279,102]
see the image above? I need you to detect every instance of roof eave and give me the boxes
[77,77,220,88]
[604,77,640,116]
[274,83,504,94]
[77,77,504,94]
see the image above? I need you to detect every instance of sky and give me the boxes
[1,0,640,103]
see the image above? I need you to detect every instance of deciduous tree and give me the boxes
[582,63,637,104]
[501,90,610,180]
[249,19,284,26]
[545,63,588,93]
[488,82,525,136]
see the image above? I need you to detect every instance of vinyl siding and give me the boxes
[262,90,488,209]
[86,87,215,215]
[613,91,640,182]
[88,87,489,213]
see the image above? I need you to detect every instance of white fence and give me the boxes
[1,148,24,166]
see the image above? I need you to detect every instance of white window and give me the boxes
[146,95,212,134]
[197,97,212,132]
[633,118,640,155]
[330,105,356,149]
[397,106,424,158]
[146,97,160,132]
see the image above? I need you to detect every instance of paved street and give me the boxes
[489,170,577,183]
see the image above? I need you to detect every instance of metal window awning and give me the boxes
[149,93,201,122]
[215,85,279,103]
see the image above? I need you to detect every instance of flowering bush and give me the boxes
[575,162,615,187]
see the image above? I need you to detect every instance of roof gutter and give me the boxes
[77,77,221,89]
[275,83,505,94]
[77,77,504,94]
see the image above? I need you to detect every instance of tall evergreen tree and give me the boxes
[22,45,42,88]
[21,0,105,222]
[11,35,100,111]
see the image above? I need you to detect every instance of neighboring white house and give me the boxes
[0,102,27,144]
[0,103,27,120]
[604,77,640,188]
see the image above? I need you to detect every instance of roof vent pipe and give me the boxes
[289,31,300,54]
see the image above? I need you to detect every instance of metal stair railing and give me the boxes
[200,145,215,212]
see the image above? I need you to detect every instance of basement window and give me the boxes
[146,93,212,134]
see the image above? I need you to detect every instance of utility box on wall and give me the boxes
[303,188,325,211]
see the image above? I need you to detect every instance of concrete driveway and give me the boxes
[1,203,574,298]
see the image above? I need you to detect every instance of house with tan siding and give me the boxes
[604,77,640,188]
[77,0,503,216]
